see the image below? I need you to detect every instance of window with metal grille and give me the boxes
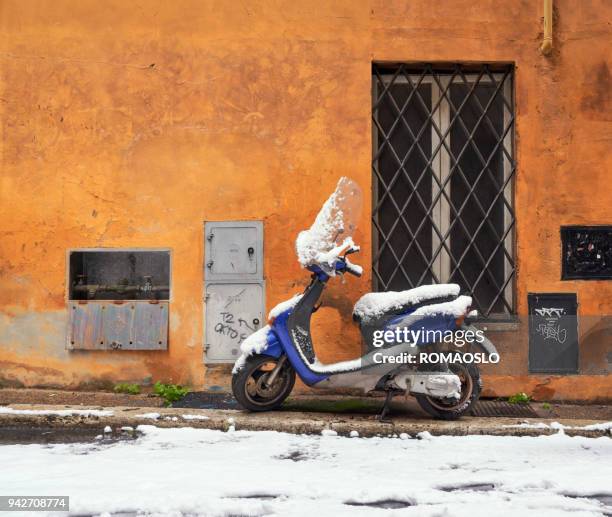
[372,63,515,318]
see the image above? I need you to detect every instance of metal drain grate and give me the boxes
[171,391,239,410]
[470,400,538,418]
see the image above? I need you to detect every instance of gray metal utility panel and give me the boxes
[68,301,168,350]
[204,221,263,282]
[205,283,264,362]
[204,221,265,363]
[528,293,579,374]
[66,249,171,350]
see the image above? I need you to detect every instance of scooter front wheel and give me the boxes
[415,363,481,420]
[232,354,296,412]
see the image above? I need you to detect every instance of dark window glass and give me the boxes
[449,83,506,314]
[69,250,170,300]
[374,83,433,290]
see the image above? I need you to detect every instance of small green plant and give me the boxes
[113,383,141,395]
[508,392,531,405]
[542,402,552,410]
[153,381,190,406]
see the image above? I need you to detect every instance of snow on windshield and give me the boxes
[295,177,362,273]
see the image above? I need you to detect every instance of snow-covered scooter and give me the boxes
[232,178,498,420]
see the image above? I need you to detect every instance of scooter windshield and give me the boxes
[295,177,362,274]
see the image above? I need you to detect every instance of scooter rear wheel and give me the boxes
[415,363,481,420]
[232,354,296,412]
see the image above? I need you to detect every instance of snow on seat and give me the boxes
[353,284,461,322]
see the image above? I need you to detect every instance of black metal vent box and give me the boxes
[561,226,612,280]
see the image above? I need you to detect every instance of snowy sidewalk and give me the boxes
[1,425,610,516]
[0,404,611,439]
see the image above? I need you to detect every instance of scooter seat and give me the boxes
[353,284,461,322]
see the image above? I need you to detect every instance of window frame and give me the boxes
[372,64,516,319]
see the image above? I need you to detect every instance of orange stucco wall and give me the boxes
[1,0,611,400]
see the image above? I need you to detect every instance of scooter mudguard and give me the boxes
[258,329,283,359]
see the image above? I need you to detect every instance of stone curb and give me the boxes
[0,405,610,439]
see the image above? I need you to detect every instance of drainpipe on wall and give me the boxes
[541,0,553,55]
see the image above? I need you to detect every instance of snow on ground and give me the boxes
[134,412,161,420]
[0,426,610,517]
[504,421,612,432]
[0,407,113,417]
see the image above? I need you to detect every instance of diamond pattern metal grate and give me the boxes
[372,63,516,317]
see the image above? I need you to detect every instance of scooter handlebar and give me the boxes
[344,260,363,277]
[343,245,360,256]
[339,244,362,277]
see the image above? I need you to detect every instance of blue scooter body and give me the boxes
[231,177,498,418]
[254,264,462,387]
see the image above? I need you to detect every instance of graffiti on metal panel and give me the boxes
[535,307,567,344]
[214,312,255,345]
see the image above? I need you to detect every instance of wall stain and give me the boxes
[581,62,611,116]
